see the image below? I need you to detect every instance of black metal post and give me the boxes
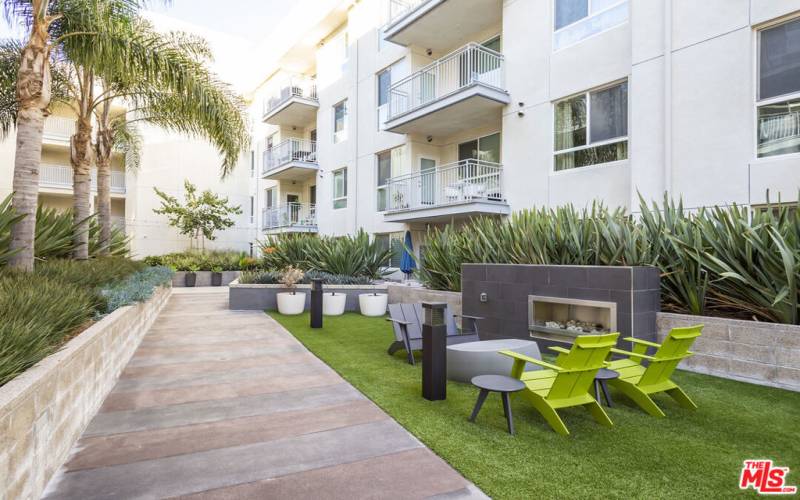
[310,279,323,329]
[422,302,447,401]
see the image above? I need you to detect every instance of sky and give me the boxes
[0,0,304,93]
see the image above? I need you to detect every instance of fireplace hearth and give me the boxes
[461,264,661,346]
[528,296,616,342]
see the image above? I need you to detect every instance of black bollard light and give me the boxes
[422,302,447,401]
[310,278,323,329]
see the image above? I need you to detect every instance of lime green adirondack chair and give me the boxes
[500,332,619,436]
[606,325,703,417]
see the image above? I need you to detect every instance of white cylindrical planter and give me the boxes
[359,293,388,317]
[323,292,347,316]
[276,292,306,315]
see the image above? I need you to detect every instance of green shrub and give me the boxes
[0,257,164,386]
[100,266,173,313]
[0,200,131,262]
[0,272,96,386]
[239,269,373,285]
[417,196,800,324]
[143,250,249,271]
[258,230,392,279]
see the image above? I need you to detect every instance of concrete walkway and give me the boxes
[44,288,485,499]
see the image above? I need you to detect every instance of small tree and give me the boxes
[153,180,242,251]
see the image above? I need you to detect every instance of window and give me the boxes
[757,18,800,158]
[458,133,501,163]
[333,168,347,209]
[553,0,628,50]
[333,100,348,143]
[250,150,255,178]
[249,196,254,224]
[553,80,628,171]
[377,67,392,128]
[376,147,404,211]
[375,232,404,268]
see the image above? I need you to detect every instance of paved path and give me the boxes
[44,288,485,500]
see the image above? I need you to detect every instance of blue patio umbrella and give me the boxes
[399,230,416,280]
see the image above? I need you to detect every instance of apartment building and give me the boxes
[0,106,256,257]
[251,0,800,262]
[0,103,128,229]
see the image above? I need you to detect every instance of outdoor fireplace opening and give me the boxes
[528,295,617,342]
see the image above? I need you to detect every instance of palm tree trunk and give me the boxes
[8,21,52,271]
[95,127,113,255]
[71,115,93,260]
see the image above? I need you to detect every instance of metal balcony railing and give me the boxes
[262,203,317,231]
[262,139,317,174]
[43,116,76,138]
[262,76,318,117]
[759,111,800,144]
[385,159,504,212]
[386,0,430,26]
[39,164,126,193]
[387,43,505,121]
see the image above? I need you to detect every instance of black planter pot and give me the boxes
[211,272,223,287]
[185,272,197,287]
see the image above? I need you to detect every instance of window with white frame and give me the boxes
[376,147,404,211]
[553,80,628,171]
[333,168,348,209]
[375,232,404,268]
[377,67,392,129]
[250,150,255,177]
[757,17,800,158]
[333,100,348,144]
[553,0,628,51]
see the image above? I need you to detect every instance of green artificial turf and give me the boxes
[271,312,800,499]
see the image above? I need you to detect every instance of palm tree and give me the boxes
[90,26,249,253]
[1,0,152,270]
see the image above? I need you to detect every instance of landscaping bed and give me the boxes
[0,257,172,386]
[272,312,800,499]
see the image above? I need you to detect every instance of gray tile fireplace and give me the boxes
[461,264,660,347]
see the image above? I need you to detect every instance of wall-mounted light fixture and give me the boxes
[480,292,488,303]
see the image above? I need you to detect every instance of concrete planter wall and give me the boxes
[229,282,388,311]
[0,285,171,499]
[387,284,463,317]
[658,313,800,392]
[171,271,240,287]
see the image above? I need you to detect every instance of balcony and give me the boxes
[383,159,509,223]
[384,43,509,136]
[262,203,317,233]
[42,116,76,143]
[39,164,126,194]
[262,76,319,127]
[262,139,318,181]
[383,0,502,53]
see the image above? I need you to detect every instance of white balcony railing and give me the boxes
[263,139,317,174]
[262,76,318,117]
[759,111,800,144]
[385,159,503,212]
[262,203,317,231]
[386,0,430,25]
[43,116,76,139]
[39,164,126,193]
[387,43,505,121]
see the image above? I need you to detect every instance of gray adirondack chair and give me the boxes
[387,303,481,365]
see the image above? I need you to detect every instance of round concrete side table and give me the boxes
[446,339,542,383]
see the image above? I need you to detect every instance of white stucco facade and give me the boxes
[250,0,800,261]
